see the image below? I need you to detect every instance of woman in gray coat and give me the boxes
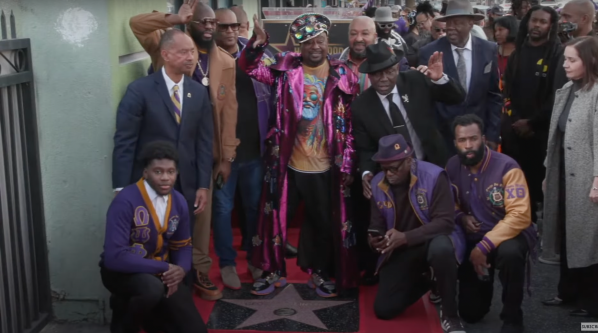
[541,36,598,317]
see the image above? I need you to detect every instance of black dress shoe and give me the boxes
[570,309,591,317]
[542,297,565,306]
[285,243,298,258]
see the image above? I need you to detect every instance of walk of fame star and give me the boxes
[207,283,359,332]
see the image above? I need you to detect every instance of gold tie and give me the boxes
[171,85,182,124]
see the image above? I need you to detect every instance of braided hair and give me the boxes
[505,5,560,109]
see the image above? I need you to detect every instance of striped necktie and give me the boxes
[171,85,182,124]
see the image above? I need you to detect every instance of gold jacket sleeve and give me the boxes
[477,168,532,255]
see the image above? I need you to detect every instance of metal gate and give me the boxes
[0,10,52,333]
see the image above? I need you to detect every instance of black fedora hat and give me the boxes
[372,134,413,163]
[358,42,404,74]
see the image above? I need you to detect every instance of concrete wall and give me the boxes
[0,0,165,323]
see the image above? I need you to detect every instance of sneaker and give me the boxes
[307,271,338,298]
[251,271,287,296]
[441,315,466,333]
[194,272,223,301]
[247,263,263,281]
[221,266,241,290]
[500,322,524,333]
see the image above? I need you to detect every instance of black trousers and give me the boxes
[458,233,528,325]
[350,172,378,274]
[287,169,334,273]
[374,236,458,319]
[556,153,598,314]
[101,268,207,333]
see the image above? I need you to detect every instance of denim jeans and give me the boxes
[212,158,263,268]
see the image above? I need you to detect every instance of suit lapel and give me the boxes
[366,88,394,134]
[441,38,459,82]
[395,75,418,131]
[470,37,483,96]
[153,71,179,125]
[180,77,193,127]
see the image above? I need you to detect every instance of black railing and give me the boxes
[0,10,52,333]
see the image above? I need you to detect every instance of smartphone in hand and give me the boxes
[367,228,385,238]
[216,174,224,190]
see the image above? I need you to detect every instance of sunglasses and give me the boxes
[377,23,394,29]
[191,18,216,26]
[217,23,241,32]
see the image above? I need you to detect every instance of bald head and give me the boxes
[350,16,376,32]
[561,0,596,36]
[230,6,250,38]
[193,2,215,21]
[349,16,377,60]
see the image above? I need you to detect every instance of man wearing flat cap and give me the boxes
[368,134,466,333]
[352,42,465,201]
[419,0,502,155]
[238,13,360,298]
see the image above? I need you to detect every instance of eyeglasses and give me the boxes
[191,18,216,26]
[217,23,241,32]
[381,159,408,174]
[434,28,447,32]
[417,18,430,27]
[377,23,394,29]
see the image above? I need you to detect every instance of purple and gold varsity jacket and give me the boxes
[100,179,192,274]
[371,159,466,271]
[445,147,537,255]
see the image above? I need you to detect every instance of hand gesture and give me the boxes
[162,264,186,288]
[469,247,491,277]
[461,215,481,234]
[411,51,444,81]
[178,0,197,25]
[381,229,407,254]
[252,14,267,48]
[194,188,208,215]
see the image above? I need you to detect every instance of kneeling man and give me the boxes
[446,115,536,333]
[369,134,466,333]
[100,141,207,333]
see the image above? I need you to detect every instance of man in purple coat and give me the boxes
[100,142,206,333]
[368,134,466,333]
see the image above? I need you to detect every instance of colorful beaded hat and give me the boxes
[289,13,331,44]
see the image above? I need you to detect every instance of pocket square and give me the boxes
[484,62,492,74]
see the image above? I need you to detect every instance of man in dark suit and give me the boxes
[353,42,465,200]
[112,29,214,226]
[419,0,502,153]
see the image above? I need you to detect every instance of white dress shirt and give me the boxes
[361,74,450,179]
[450,34,473,91]
[144,180,169,228]
[162,67,184,111]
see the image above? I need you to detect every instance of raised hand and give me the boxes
[426,51,444,81]
[252,14,267,48]
[178,0,197,25]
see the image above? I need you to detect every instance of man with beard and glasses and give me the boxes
[419,0,502,155]
[374,7,408,55]
[130,0,238,301]
[405,2,436,66]
[501,6,562,236]
[239,13,360,298]
[446,114,537,333]
[368,134,466,333]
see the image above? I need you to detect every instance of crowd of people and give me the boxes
[98,0,598,332]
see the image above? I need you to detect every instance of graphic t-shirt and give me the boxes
[288,62,330,173]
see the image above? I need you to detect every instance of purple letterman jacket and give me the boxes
[445,147,537,255]
[371,159,466,271]
[100,179,192,274]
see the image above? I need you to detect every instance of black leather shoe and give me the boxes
[285,243,298,258]
[542,297,565,306]
[570,309,591,317]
